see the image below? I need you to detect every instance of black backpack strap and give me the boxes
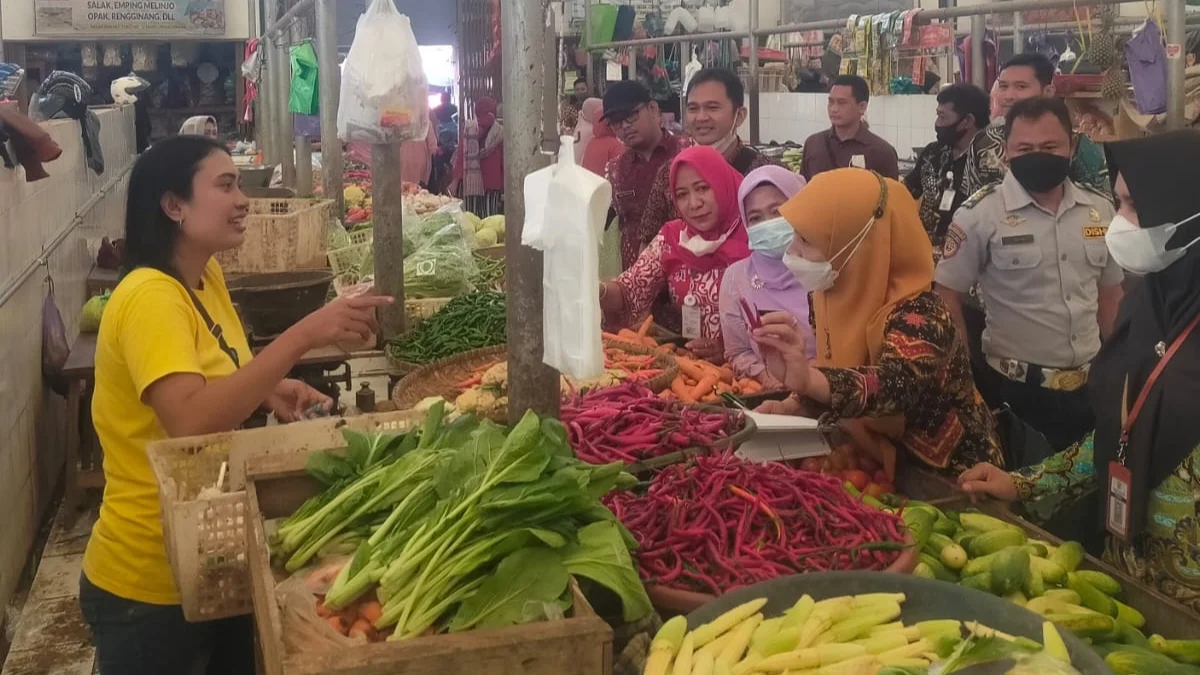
[178,279,241,369]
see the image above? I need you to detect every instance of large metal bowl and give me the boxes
[227,270,334,339]
[685,572,1111,674]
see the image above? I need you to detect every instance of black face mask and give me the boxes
[1010,152,1070,194]
[935,119,966,147]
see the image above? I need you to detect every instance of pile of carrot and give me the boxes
[561,383,744,465]
[603,315,661,349]
[664,355,763,404]
[315,592,386,642]
[603,453,907,596]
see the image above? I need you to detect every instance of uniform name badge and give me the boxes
[1106,461,1132,539]
[850,154,866,169]
[939,189,956,212]
[681,294,702,339]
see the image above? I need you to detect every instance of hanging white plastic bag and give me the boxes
[523,137,612,380]
[337,0,430,144]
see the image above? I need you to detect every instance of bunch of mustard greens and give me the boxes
[270,403,652,640]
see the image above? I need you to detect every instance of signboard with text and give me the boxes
[35,0,226,36]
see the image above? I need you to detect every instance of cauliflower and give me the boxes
[343,185,366,209]
[454,388,499,414]
[480,362,508,390]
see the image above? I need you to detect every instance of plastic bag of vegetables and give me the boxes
[403,203,473,255]
[402,222,478,298]
[79,292,110,333]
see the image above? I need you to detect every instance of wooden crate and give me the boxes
[900,469,1200,639]
[147,410,425,622]
[216,198,334,273]
[244,451,614,675]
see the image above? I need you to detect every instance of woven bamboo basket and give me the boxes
[146,409,425,622]
[216,198,333,273]
[391,341,680,413]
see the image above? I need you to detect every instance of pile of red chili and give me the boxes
[562,384,742,465]
[603,453,907,595]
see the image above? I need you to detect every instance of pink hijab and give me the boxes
[659,146,750,274]
[581,103,624,176]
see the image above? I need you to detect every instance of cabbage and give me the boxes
[474,228,499,248]
[79,293,110,333]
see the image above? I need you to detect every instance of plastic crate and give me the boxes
[346,227,373,247]
[215,198,334,273]
[327,242,374,296]
[147,410,425,621]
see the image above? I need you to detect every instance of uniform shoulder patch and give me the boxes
[942,222,968,260]
[1076,181,1113,201]
[959,183,999,211]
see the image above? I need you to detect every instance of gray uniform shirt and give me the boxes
[934,172,1124,369]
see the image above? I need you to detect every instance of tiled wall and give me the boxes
[0,106,135,617]
[752,92,940,161]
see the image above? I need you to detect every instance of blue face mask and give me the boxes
[747,216,795,258]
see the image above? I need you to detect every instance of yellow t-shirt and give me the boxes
[83,259,252,605]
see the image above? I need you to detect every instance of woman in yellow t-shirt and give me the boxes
[79,135,392,675]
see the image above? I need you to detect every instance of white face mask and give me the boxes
[679,226,733,256]
[1106,212,1200,275]
[705,115,741,156]
[782,216,878,291]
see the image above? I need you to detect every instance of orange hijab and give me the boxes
[779,168,934,367]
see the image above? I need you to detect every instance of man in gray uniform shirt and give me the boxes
[935,97,1124,454]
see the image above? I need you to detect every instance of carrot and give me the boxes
[740,379,763,394]
[315,600,334,618]
[602,331,626,342]
[671,375,697,403]
[617,328,641,341]
[689,373,719,401]
[717,366,735,383]
[349,618,374,640]
[326,616,348,635]
[635,314,654,338]
[456,374,482,389]
[677,357,708,381]
[642,337,658,348]
[358,600,383,624]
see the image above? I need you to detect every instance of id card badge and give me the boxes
[850,154,866,169]
[939,189,957,212]
[1106,461,1132,539]
[681,295,703,339]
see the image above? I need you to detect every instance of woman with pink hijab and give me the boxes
[719,166,815,385]
[452,96,505,216]
[579,98,624,176]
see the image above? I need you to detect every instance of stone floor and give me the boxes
[0,495,98,675]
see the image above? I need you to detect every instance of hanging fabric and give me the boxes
[1126,19,1168,114]
[288,41,320,116]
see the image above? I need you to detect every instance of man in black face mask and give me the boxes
[935,97,1125,458]
[904,83,990,262]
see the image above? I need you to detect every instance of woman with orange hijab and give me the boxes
[754,168,1002,474]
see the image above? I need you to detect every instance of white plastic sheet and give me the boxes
[337,0,430,144]
[522,137,612,380]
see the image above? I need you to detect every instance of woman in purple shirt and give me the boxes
[719,166,816,386]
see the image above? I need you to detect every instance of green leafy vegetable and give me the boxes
[562,521,653,622]
[448,547,569,632]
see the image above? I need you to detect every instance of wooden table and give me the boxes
[85,268,119,298]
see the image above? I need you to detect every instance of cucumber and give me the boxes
[1151,635,1200,665]
[1113,621,1150,647]
[1043,588,1082,605]
[912,562,936,579]
[967,528,1027,558]
[924,534,968,570]
[959,573,992,593]
[961,550,1002,578]
[902,507,937,552]
[1075,569,1123,596]
[1046,611,1117,640]
[932,511,957,536]
[1029,555,1068,585]
[1022,566,1046,598]
[1114,599,1145,629]
[919,552,959,582]
[957,512,1018,533]
[1049,540,1085,572]
[1106,649,1200,675]
[1068,572,1118,617]
[989,546,1030,597]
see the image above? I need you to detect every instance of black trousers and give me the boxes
[976,362,1095,454]
[80,573,255,675]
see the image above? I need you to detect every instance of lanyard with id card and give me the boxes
[681,293,703,339]
[1108,313,1200,539]
[938,168,957,213]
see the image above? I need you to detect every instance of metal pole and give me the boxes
[1166,0,1187,130]
[260,0,279,165]
[503,0,561,421]
[275,29,296,188]
[316,0,343,212]
[748,0,761,145]
[1012,3,1024,54]
[970,15,986,88]
[265,0,316,38]
[373,142,406,339]
[296,136,314,196]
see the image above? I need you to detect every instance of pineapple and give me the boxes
[1092,7,1118,68]
[1101,65,1126,100]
